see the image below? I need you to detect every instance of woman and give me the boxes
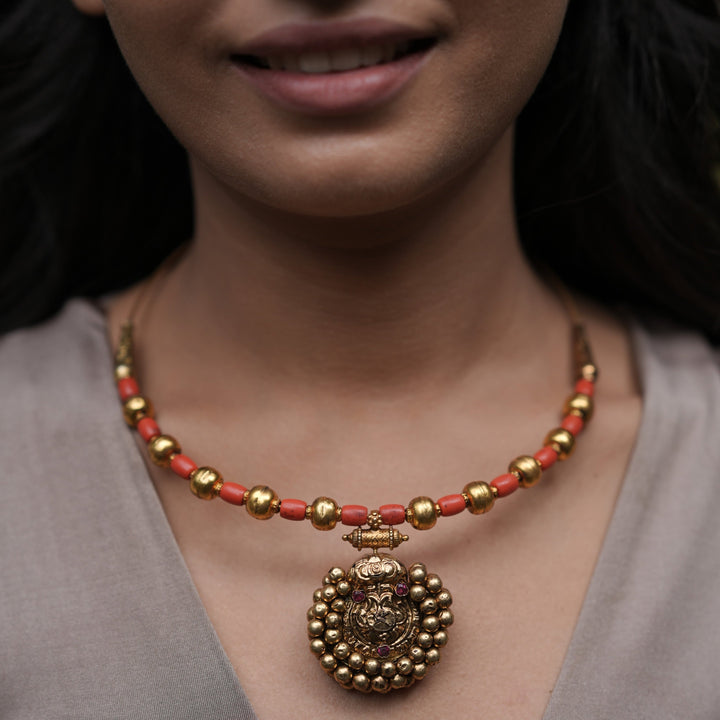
[1,1,719,718]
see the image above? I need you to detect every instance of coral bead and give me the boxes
[280,498,307,521]
[575,379,595,397]
[561,414,585,435]
[189,466,222,500]
[491,473,519,497]
[379,504,406,525]
[311,497,339,531]
[246,485,279,519]
[137,417,161,442]
[117,378,140,401]
[341,505,368,526]
[437,494,466,516]
[544,428,576,460]
[170,454,197,479]
[508,455,543,488]
[407,497,437,530]
[219,482,248,505]
[148,434,181,467]
[534,446,558,470]
[463,481,495,514]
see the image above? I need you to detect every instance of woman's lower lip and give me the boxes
[232,51,430,116]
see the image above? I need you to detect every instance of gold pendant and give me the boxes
[307,523,453,693]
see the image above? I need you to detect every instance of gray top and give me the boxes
[1,300,719,719]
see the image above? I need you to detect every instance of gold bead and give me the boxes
[544,427,576,460]
[564,392,594,421]
[334,666,352,685]
[463,481,495,515]
[189,466,222,500]
[307,620,324,637]
[333,642,350,660]
[371,676,389,693]
[245,485,279,520]
[331,598,346,613]
[417,632,433,649]
[581,363,598,382]
[425,648,441,665]
[439,609,454,627]
[328,567,345,583]
[324,628,341,645]
[422,615,440,633]
[123,395,153,427]
[397,657,413,675]
[321,585,337,602]
[364,658,380,676]
[336,581,351,597]
[508,455,542,488]
[437,590,453,608]
[412,663,427,679]
[114,363,133,381]
[147,434,181,467]
[352,674,371,692]
[409,564,427,584]
[381,661,396,678]
[348,652,364,670]
[312,602,329,619]
[325,612,341,629]
[420,597,438,615]
[409,646,425,663]
[320,654,337,671]
[425,573,443,594]
[309,639,325,656]
[407,497,437,531]
[311,497,339,531]
[409,584,427,602]
[391,674,407,689]
[434,631,449,647]
[313,588,323,602]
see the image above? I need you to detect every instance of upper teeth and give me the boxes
[264,42,409,73]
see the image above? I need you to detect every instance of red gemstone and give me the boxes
[377,645,391,657]
[396,583,409,596]
[352,590,366,603]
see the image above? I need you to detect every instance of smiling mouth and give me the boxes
[233,37,437,74]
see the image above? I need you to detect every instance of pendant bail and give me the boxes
[342,526,409,550]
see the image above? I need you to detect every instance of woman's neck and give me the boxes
[129,131,566,395]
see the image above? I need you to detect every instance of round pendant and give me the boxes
[307,553,453,693]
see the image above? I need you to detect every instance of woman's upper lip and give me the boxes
[235,17,438,56]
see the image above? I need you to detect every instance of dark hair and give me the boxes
[2,1,719,339]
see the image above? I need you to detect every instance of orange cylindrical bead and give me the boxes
[137,417,161,442]
[575,379,595,397]
[379,504,406,525]
[118,378,140,401]
[170,454,198,479]
[437,494,466,516]
[341,505,368,526]
[534,446,558,470]
[491,473,519,498]
[561,414,584,435]
[219,482,248,506]
[280,498,307,521]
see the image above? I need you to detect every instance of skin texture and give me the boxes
[72,0,642,717]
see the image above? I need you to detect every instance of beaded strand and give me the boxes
[115,319,598,533]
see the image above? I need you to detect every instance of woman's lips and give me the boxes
[230,18,438,116]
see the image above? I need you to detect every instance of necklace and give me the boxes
[113,287,597,694]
